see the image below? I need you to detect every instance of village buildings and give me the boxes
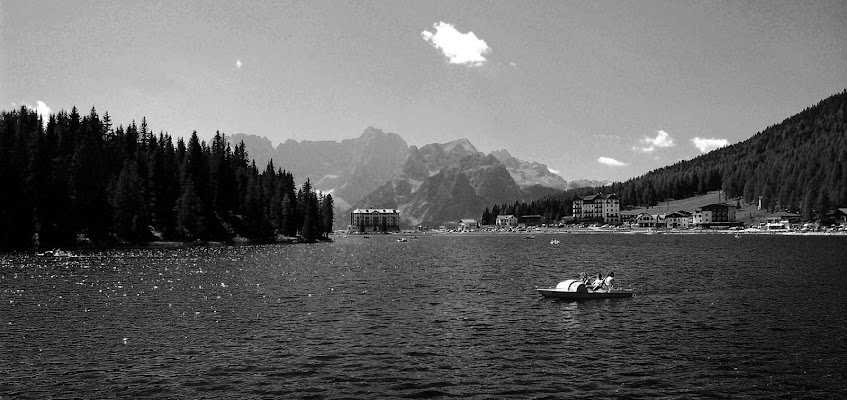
[764,212,802,230]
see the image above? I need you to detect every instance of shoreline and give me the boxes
[26,235,324,254]
[422,228,847,236]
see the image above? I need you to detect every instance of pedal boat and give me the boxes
[537,279,633,300]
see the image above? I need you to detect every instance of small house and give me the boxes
[665,211,691,229]
[495,214,518,228]
[458,219,479,231]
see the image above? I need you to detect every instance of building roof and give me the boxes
[577,193,619,202]
[768,212,801,218]
[352,208,398,214]
[666,212,691,218]
[496,214,516,219]
[459,219,478,224]
[697,203,737,211]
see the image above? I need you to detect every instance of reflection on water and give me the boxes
[1,234,846,398]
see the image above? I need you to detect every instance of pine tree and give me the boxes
[300,187,319,242]
[176,179,204,239]
[481,207,491,225]
[321,193,334,237]
[112,160,142,240]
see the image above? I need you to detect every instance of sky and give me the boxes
[2,0,845,181]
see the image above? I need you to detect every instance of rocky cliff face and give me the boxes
[490,149,568,190]
[228,134,277,171]
[230,127,408,211]
[349,144,525,228]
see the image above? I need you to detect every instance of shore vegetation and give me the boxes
[0,106,333,250]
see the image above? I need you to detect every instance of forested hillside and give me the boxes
[0,106,334,250]
[484,89,847,223]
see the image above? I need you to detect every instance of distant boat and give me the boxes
[550,239,560,245]
[396,237,408,242]
[36,249,73,257]
[537,279,633,300]
[363,235,370,239]
[524,235,536,240]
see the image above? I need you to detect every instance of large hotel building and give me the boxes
[350,208,401,232]
[572,194,621,224]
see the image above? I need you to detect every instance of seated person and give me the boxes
[603,271,616,291]
[591,273,604,290]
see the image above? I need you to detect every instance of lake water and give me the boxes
[1,234,846,399]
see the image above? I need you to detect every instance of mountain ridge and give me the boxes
[229,128,596,227]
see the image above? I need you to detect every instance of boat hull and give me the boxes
[536,288,633,300]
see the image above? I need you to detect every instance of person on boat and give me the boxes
[591,273,605,290]
[603,271,616,291]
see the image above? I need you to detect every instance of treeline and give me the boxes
[480,198,572,225]
[484,89,847,222]
[0,106,333,250]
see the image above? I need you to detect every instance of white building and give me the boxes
[350,209,400,232]
[765,212,802,230]
[573,194,620,224]
[496,214,518,228]
[664,211,692,229]
[620,212,639,226]
[458,219,479,231]
[692,203,738,227]
[636,213,659,228]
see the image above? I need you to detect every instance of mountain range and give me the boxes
[229,128,609,227]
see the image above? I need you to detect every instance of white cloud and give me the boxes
[32,101,51,128]
[421,21,491,67]
[598,157,628,167]
[548,167,560,174]
[235,59,242,69]
[509,62,517,68]
[634,129,675,152]
[692,137,729,153]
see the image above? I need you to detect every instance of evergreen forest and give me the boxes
[0,106,334,251]
[482,89,847,224]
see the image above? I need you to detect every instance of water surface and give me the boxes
[1,234,845,398]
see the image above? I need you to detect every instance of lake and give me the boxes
[1,233,846,399]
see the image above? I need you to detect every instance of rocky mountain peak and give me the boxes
[442,138,479,155]
[489,149,513,162]
[360,126,386,139]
